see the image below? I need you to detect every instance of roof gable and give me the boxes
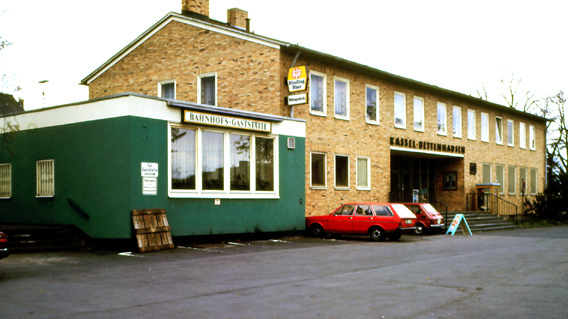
[80,12,286,86]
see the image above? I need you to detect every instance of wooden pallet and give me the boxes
[131,208,174,252]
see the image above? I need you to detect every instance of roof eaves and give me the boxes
[280,44,548,123]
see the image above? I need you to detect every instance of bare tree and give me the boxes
[476,73,539,113]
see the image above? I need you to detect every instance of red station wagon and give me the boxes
[306,203,416,241]
[404,203,445,235]
[0,231,9,260]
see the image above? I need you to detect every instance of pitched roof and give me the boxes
[81,11,547,123]
[0,93,24,117]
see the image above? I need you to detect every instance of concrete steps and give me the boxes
[1,224,88,253]
[447,211,519,233]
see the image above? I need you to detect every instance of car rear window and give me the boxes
[423,204,438,213]
[391,204,416,218]
[373,205,393,216]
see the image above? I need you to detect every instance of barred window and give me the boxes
[37,160,54,197]
[0,163,11,198]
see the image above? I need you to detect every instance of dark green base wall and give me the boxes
[0,116,305,239]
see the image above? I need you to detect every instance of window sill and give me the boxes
[169,192,279,199]
[437,132,447,136]
[334,115,350,121]
[309,111,327,117]
[366,120,380,126]
[453,135,462,139]
[334,186,350,191]
[414,128,425,132]
[394,125,407,130]
[356,187,371,191]
[310,186,328,190]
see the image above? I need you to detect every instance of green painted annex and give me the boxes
[0,93,306,240]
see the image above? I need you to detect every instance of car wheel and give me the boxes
[388,230,402,241]
[369,227,386,242]
[310,224,324,238]
[415,224,425,235]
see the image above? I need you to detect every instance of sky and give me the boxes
[1,0,567,111]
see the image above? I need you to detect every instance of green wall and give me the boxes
[0,116,305,239]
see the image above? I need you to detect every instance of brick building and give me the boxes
[81,0,547,217]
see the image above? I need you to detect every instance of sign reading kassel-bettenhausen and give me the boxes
[183,110,271,132]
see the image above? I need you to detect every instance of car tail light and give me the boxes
[0,232,6,249]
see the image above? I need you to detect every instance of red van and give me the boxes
[404,203,444,235]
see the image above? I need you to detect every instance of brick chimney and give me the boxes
[227,8,249,31]
[181,0,209,18]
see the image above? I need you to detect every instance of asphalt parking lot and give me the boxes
[1,226,567,319]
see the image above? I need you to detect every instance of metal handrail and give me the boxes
[430,200,449,229]
[466,193,518,224]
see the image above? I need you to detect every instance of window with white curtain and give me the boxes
[508,166,516,194]
[356,157,370,190]
[453,106,462,138]
[334,77,349,119]
[507,120,514,146]
[519,122,526,149]
[394,92,406,128]
[529,125,536,150]
[414,97,424,131]
[467,109,476,140]
[198,73,216,106]
[437,102,447,135]
[365,85,379,124]
[496,164,504,194]
[159,80,176,99]
[309,71,326,115]
[170,125,277,198]
[481,112,489,142]
[530,168,537,194]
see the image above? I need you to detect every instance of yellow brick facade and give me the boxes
[85,11,546,216]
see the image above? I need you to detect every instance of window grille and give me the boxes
[37,160,55,197]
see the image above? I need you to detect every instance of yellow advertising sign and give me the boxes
[287,66,307,92]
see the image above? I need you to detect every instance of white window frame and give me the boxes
[482,163,492,184]
[36,159,55,198]
[437,102,447,135]
[530,168,537,194]
[365,84,379,125]
[309,71,327,116]
[520,167,528,195]
[158,79,176,99]
[334,154,350,190]
[481,112,489,142]
[394,91,406,129]
[310,152,327,189]
[467,109,476,140]
[507,119,514,146]
[334,77,350,120]
[356,156,371,190]
[529,125,536,150]
[496,164,505,194]
[508,165,516,195]
[413,96,425,132]
[495,116,503,145]
[519,122,527,149]
[197,72,217,106]
[453,106,462,138]
[0,163,11,199]
[168,124,279,199]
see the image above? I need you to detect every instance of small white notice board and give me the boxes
[141,162,158,195]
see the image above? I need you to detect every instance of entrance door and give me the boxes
[390,156,436,203]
